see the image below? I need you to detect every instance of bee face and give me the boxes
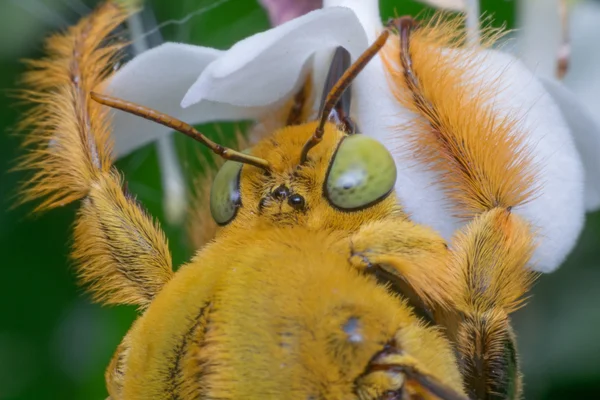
[212,122,401,231]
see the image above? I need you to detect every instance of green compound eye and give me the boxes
[325,135,397,211]
[210,160,243,225]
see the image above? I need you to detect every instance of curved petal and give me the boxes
[541,78,600,211]
[105,43,272,157]
[181,7,369,109]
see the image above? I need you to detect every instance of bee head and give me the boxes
[210,121,401,232]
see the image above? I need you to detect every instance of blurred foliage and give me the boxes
[0,0,598,399]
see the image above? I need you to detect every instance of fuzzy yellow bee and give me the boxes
[15,2,539,399]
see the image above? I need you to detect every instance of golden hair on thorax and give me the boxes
[14,3,539,399]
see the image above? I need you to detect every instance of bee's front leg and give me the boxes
[348,218,453,309]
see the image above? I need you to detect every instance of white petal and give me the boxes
[323,0,383,42]
[106,43,268,158]
[564,0,600,101]
[516,0,561,79]
[308,0,384,112]
[181,7,369,109]
[541,78,600,211]
[560,0,600,211]
[413,0,466,11]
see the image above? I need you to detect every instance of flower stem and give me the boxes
[465,0,480,46]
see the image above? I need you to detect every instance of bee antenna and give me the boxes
[299,28,390,164]
[90,92,272,172]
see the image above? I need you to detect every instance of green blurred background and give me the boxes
[0,0,598,399]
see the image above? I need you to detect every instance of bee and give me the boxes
[15,3,536,399]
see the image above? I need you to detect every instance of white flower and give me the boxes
[103,0,600,272]
[514,0,600,210]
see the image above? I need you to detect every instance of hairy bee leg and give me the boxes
[440,208,537,400]
[382,17,538,219]
[16,3,174,309]
[348,218,452,309]
[74,171,174,307]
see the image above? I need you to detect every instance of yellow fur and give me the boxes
[17,5,541,400]
[74,172,173,306]
[15,2,122,211]
[441,209,537,399]
[187,159,219,250]
[349,218,451,308]
[15,2,173,308]
[120,227,464,399]
[447,209,537,314]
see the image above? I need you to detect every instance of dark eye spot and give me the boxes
[272,184,290,200]
[288,194,305,210]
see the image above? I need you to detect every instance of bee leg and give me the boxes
[72,171,175,309]
[348,218,453,309]
[15,3,174,310]
[438,208,536,400]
